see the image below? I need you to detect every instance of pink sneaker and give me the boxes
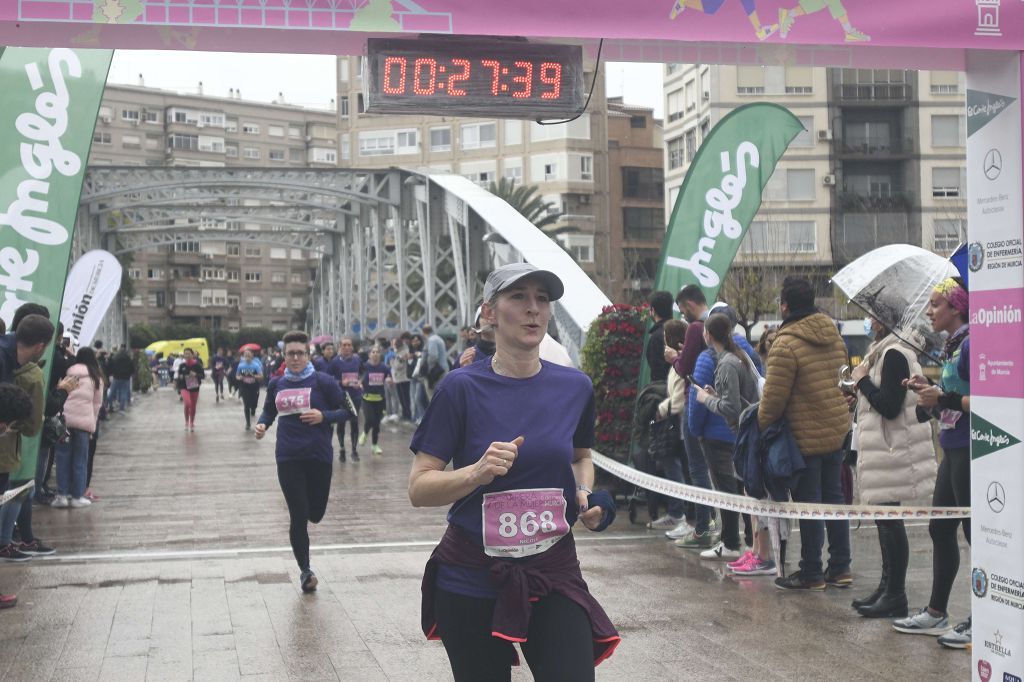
[731,555,777,576]
[727,550,755,570]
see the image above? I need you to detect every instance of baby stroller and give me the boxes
[626,380,670,525]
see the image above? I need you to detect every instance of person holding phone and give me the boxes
[408,263,619,681]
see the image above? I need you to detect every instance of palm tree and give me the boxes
[486,178,576,236]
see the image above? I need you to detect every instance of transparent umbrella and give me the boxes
[832,244,959,362]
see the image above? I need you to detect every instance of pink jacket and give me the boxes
[63,364,102,434]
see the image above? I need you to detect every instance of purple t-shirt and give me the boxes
[410,358,595,598]
[335,355,363,401]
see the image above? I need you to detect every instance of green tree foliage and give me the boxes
[486,178,574,236]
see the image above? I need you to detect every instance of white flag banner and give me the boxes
[60,250,122,348]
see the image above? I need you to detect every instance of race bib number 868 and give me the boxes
[482,488,569,558]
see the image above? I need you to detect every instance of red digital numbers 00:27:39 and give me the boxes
[381,56,563,100]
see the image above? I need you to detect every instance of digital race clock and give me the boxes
[366,37,585,119]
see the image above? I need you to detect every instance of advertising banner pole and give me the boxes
[965,49,1024,682]
[0,47,113,483]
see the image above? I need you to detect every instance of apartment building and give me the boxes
[335,57,618,294]
[91,83,339,332]
[606,97,665,304]
[663,64,966,306]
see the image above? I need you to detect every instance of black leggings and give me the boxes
[702,439,742,551]
[339,400,360,450]
[434,588,595,682]
[396,381,411,420]
[928,446,971,613]
[239,385,260,427]
[277,459,332,571]
[362,399,384,444]
[213,374,225,396]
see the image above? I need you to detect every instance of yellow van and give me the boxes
[145,338,210,366]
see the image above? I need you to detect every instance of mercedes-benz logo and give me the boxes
[987,481,1005,513]
[984,149,1002,180]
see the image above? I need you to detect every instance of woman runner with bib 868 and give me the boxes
[408,263,619,682]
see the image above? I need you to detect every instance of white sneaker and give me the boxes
[70,497,92,508]
[647,514,682,530]
[700,541,741,560]
[50,495,70,508]
[665,520,694,539]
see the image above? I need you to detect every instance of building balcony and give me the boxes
[838,191,915,212]
[833,83,913,103]
[623,227,665,243]
[168,250,202,266]
[836,137,914,157]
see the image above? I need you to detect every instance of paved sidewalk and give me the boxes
[0,387,970,680]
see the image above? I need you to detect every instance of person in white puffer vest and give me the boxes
[849,316,936,619]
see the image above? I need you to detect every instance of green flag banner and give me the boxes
[637,103,803,389]
[656,103,805,304]
[0,47,112,480]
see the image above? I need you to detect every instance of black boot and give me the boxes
[852,522,890,609]
[858,591,908,618]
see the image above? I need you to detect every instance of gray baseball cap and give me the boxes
[483,263,564,302]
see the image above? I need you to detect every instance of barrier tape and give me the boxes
[592,452,970,521]
[0,481,34,508]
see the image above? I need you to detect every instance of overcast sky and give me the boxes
[107,51,664,118]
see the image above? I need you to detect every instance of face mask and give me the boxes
[863,318,875,339]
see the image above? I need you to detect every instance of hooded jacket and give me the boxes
[62,364,103,434]
[757,312,850,456]
[0,362,45,474]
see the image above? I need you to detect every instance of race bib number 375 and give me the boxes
[482,488,569,558]
[276,387,312,416]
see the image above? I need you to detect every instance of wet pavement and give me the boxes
[0,387,970,680]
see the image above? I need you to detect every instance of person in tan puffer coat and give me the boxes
[758,276,852,591]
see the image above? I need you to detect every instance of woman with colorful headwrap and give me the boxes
[892,277,972,649]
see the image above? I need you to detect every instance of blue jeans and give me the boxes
[110,378,131,411]
[792,449,851,580]
[410,379,427,422]
[681,410,715,533]
[56,428,91,498]
[660,435,686,519]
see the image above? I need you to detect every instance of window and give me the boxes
[227,243,240,256]
[784,67,813,94]
[461,122,496,150]
[685,129,697,162]
[505,120,523,146]
[845,120,893,152]
[339,59,350,82]
[127,268,141,280]
[292,297,304,308]
[310,147,337,163]
[174,241,200,253]
[226,119,238,133]
[271,296,288,309]
[270,247,288,259]
[242,123,260,135]
[225,145,238,158]
[149,292,165,308]
[630,115,646,128]
[120,134,140,148]
[291,249,304,259]
[93,131,111,145]
[359,132,395,156]
[930,71,960,95]
[271,272,286,284]
[544,162,558,181]
[244,246,262,257]
[288,147,304,163]
[622,167,664,199]
[396,129,418,154]
[430,127,452,152]
[269,149,285,161]
[245,295,263,310]
[147,268,164,280]
[175,290,201,306]
[268,125,284,137]
[121,109,140,122]
[743,220,816,253]
[341,134,350,161]
[666,63,683,75]
[934,219,966,252]
[288,125,302,138]
[788,169,816,200]
[168,134,199,151]
[932,115,965,147]
[623,208,665,242]
[667,136,685,170]
[243,147,260,159]
[504,158,523,183]
[791,116,815,147]
[932,167,965,198]
[340,97,350,118]
[291,273,304,285]
[737,66,765,94]
[227,270,240,282]
[560,234,594,263]
[228,295,240,308]
[244,271,262,282]
[201,268,225,281]
[685,79,696,110]
[198,136,225,153]
[145,134,161,150]
[667,89,684,122]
